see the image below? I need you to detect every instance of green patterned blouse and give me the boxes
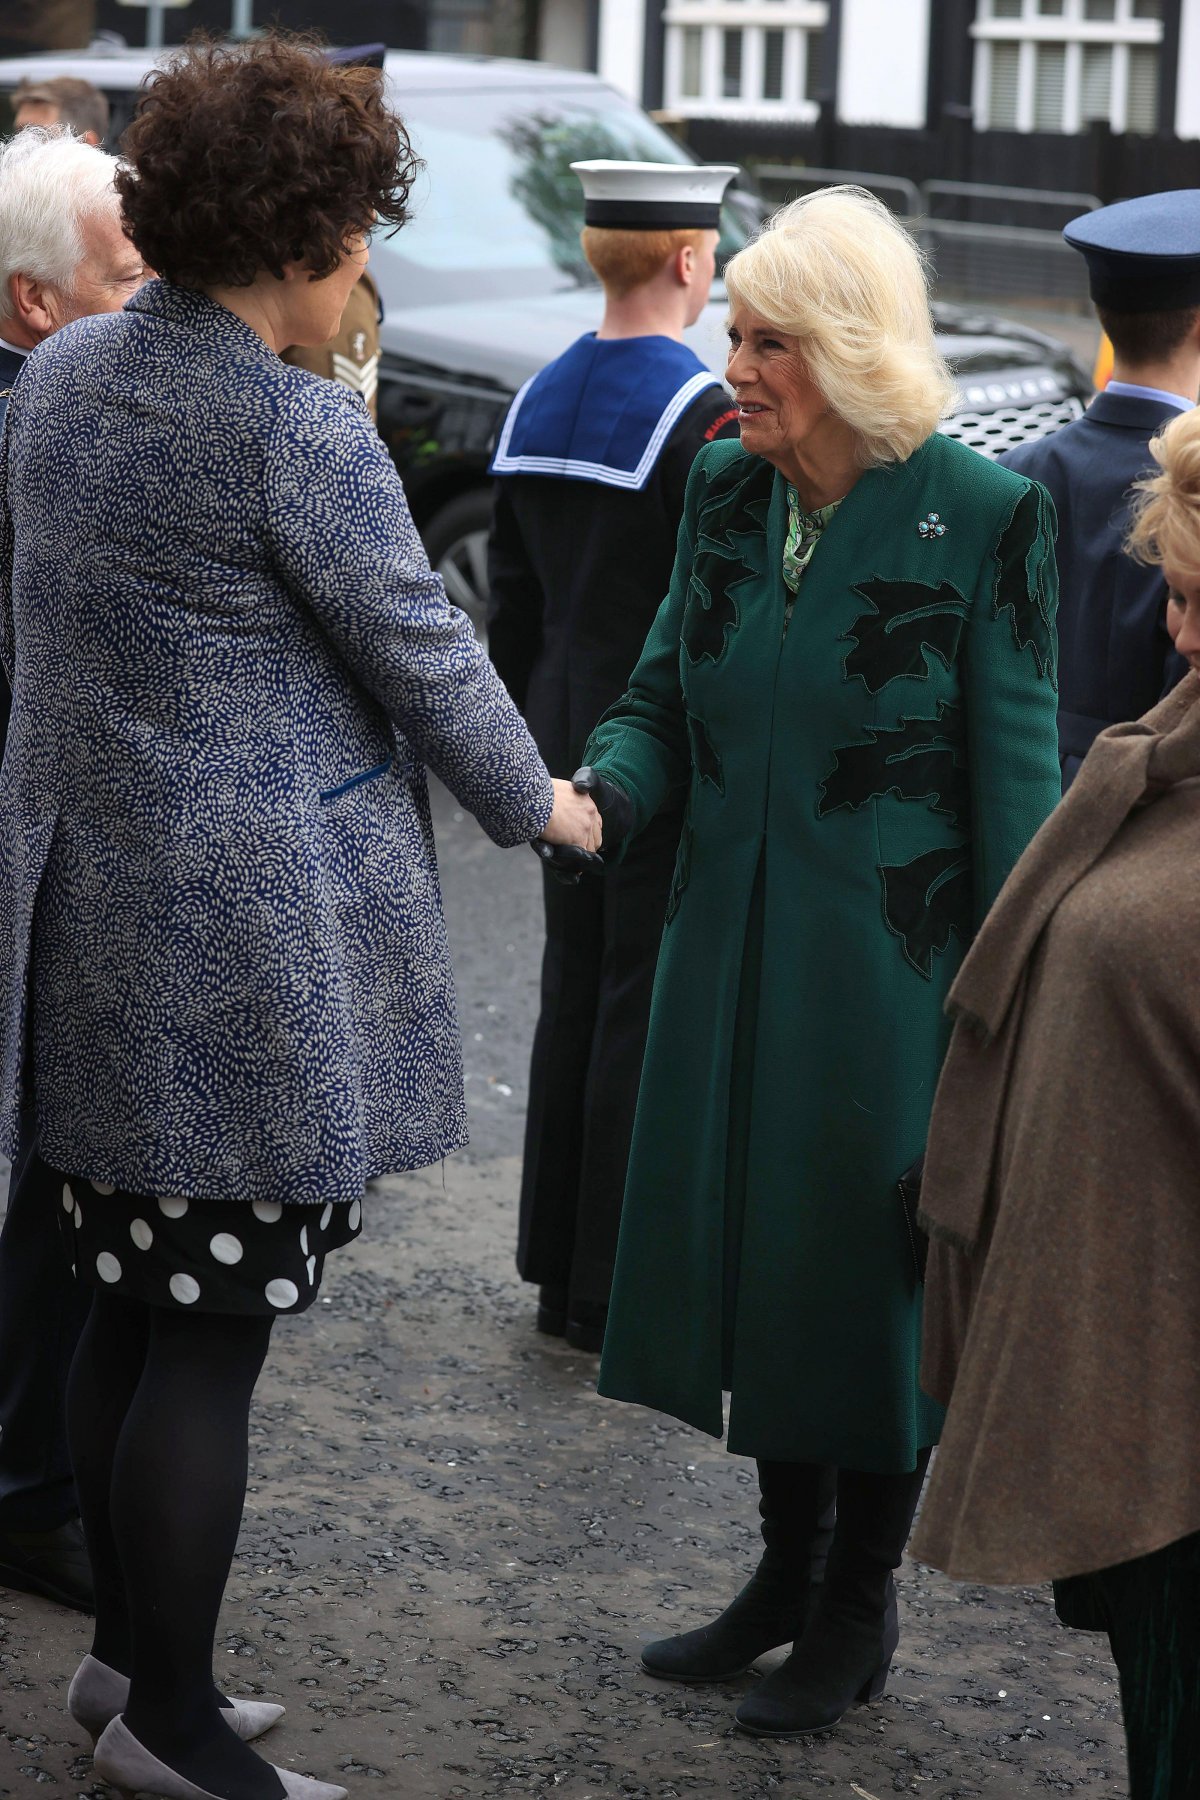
[782,487,841,632]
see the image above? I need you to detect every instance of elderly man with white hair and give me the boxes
[0,126,146,1616]
[0,127,146,421]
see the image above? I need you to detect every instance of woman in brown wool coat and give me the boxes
[912,404,1200,1800]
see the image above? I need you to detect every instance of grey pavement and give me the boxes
[1,783,1129,1799]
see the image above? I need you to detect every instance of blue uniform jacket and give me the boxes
[0,281,552,1205]
[1002,388,1188,787]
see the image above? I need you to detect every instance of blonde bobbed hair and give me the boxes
[723,186,955,467]
[1128,406,1200,585]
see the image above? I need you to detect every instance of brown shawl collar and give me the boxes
[919,671,1200,1257]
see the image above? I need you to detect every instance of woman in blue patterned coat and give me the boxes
[0,38,598,1800]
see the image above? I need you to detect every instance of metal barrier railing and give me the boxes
[747,166,1101,309]
[923,179,1100,223]
[917,217,1093,305]
[754,164,921,216]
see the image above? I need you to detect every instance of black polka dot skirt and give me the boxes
[53,1173,363,1315]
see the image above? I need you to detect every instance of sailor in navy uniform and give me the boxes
[488,159,739,1351]
[1001,191,1197,788]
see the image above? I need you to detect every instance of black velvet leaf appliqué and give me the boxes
[687,712,724,793]
[817,701,968,827]
[878,844,972,979]
[843,578,970,694]
[992,485,1056,682]
[665,811,693,923]
[682,457,775,668]
[681,570,733,665]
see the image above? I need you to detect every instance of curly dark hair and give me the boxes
[115,33,421,288]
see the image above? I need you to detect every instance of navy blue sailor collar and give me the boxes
[490,332,723,492]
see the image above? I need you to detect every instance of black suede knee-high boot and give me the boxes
[734,1449,930,1736]
[641,1460,837,1683]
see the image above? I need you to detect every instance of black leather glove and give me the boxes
[531,839,605,886]
[529,767,632,886]
[570,766,635,841]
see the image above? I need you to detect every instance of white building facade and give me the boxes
[565,0,1200,151]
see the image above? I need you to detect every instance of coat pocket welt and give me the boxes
[318,758,392,805]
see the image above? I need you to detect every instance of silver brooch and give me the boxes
[918,512,947,539]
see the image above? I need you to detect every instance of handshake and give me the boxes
[534,768,634,885]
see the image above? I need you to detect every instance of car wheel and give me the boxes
[423,489,493,643]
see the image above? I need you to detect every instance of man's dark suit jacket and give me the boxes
[0,340,25,746]
[1002,388,1189,788]
[0,341,24,419]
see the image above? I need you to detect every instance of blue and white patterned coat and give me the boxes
[0,281,553,1205]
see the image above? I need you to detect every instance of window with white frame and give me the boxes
[663,0,828,117]
[972,0,1163,135]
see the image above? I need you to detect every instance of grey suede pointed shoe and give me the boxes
[93,1716,348,1800]
[68,1656,284,1747]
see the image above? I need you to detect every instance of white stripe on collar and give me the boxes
[491,369,723,491]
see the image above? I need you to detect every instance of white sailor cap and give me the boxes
[570,159,739,231]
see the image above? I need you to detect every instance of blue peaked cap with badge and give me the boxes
[1064,190,1200,314]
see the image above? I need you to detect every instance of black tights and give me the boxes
[67,1292,284,1800]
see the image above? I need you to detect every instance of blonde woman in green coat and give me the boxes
[573,188,1063,1738]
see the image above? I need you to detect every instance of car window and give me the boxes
[370,83,750,311]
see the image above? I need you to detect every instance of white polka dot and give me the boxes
[299,1225,309,1256]
[130,1218,153,1251]
[73,1204,82,1230]
[209,1232,243,1266]
[265,1278,299,1309]
[95,1252,122,1284]
[348,1199,361,1232]
[252,1200,282,1224]
[62,1184,74,1213]
[91,1179,116,1196]
[157,1196,188,1219]
[319,1204,333,1231]
[169,1273,200,1305]
[305,1255,317,1285]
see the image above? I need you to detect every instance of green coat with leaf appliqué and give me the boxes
[585,432,1061,1472]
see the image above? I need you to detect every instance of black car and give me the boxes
[0,45,1093,632]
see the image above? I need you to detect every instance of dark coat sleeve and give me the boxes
[485,479,544,713]
[0,396,12,749]
[653,388,739,515]
[263,382,553,847]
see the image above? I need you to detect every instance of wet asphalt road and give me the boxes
[1,780,1129,1800]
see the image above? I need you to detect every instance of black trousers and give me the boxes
[0,1110,90,1529]
[516,806,681,1312]
[1055,1532,1200,1800]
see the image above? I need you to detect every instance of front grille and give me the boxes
[939,396,1085,459]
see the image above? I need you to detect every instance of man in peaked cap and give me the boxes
[487,160,740,1353]
[1001,189,1196,788]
